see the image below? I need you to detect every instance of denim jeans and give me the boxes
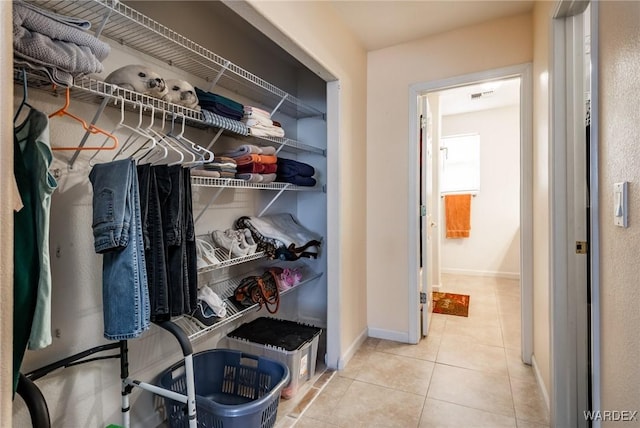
[89,159,150,340]
[138,164,170,321]
[164,165,185,316]
[183,167,197,312]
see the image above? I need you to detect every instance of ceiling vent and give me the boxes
[470,90,495,100]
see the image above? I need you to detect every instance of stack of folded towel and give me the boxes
[223,144,278,183]
[201,156,237,179]
[194,87,248,135]
[277,158,316,187]
[195,87,243,120]
[243,106,285,138]
[13,0,111,86]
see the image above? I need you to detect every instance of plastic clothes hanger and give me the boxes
[170,114,215,166]
[14,68,35,124]
[110,102,153,160]
[89,98,156,164]
[49,88,118,151]
[138,110,183,165]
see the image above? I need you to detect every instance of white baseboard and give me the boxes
[531,354,550,414]
[441,268,520,280]
[367,327,409,343]
[336,327,368,370]
[432,284,441,292]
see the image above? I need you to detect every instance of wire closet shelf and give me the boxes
[25,0,326,120]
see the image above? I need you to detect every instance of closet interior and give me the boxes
[13,0,328,426]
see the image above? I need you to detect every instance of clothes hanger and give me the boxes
[138,109,183,165]
[110,101,151,160]
[170,114,215,166]
[14,68,35,124]
[49,88,118,151]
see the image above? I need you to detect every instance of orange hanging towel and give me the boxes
[445,194,472,238]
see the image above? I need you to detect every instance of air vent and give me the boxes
[470,90,495,100]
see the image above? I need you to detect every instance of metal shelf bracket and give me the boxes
[259,184,291,217]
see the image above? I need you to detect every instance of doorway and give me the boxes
[408,64,534,366]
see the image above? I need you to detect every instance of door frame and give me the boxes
[550,1,600,426]
[407,63,534,362]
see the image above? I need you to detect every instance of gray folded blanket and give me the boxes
[13,1,110,85]
[14,2,110,58]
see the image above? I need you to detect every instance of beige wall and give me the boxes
[243,0,369,364]
[1,2,13,426]
[532,0,553,399]
[599,1,640,418]
[366,13,532,338]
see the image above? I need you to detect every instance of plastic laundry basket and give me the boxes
[158,349,290,428]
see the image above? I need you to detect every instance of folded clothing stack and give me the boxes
[202,156,237,179]
[224,144,279,183]
[13,0,111,86]
[243,106,285,138]
[277,157,316,187]
[195,87,244,121]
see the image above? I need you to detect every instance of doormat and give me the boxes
[432,292,470,317]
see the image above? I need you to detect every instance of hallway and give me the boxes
[276,274,549,427]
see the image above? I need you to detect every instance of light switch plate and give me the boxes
[614,182,628,227]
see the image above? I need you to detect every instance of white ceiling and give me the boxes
[437,77,521,116]
[329,1,534,51]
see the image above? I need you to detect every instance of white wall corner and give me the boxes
[532,354,551,415]
[336,327,368,370]
[367,327,410,344]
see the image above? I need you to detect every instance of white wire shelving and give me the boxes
[197,248,267,274]
[190,176,323,192]
[174,264,322,341]
[13,69,323,157]
[26,0,325,120]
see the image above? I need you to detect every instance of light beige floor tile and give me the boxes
[293,416,339,427]
[443,317,504,348]
[516,419,549,428]
[428,364,515,417]
[355,350,435,395]
[375,335,441,362]
[276,415,298,428]
[501,321,522,351]
[303,375,353,421]
[436,334,508,375]
[339,344,376,379]
[325,380,425,427]
[505,348,537,382]
[419,398,517,427]
[510,377,550,425]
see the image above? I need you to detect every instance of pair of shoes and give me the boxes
[186,299,224,329]
[196,238,220,269]
[211,228,258,259]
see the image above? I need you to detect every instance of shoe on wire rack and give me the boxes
[186,299,223,329]
[211,229,247,258]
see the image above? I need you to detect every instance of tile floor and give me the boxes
[275,274,550,428]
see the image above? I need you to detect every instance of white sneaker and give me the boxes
[240,229,258,254]
[212,229,248,258]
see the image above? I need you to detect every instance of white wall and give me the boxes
[599,1,640,418]
[532,0,553,400]
[238,0,369,369]
[440,105,521,279]
[367,13,532,340]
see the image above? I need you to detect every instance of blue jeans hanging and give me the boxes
[89,159,150,340]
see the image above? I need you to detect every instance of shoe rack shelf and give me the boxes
[197,248,267,274]
[175,264,323,341]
